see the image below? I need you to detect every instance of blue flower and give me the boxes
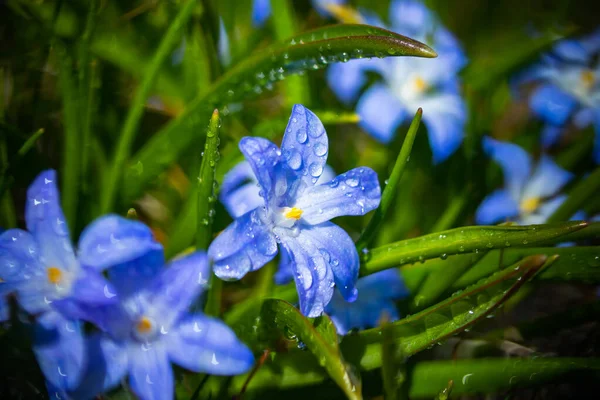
[326,0,467,163]
[0,170,161,394]
[516,29,600,162]
[325,269,409,334]
[208,105,381,317]
[475,137,574,225]
[65,250,254,400]
[252,0,345,26]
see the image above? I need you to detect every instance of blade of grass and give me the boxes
[356,109,422,252]
[100,0,197,214]
[548,165,600,223]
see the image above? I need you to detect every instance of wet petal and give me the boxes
[326,61,369,104]
[69,268,117,305]
[32,311,84,391]
[274,251,294,285]
[146,251,210,328]
[208,209,277,280]
[475,189,520,225]
[357,84,406,143]
[219,161,264,218]
[529,84,578,126]
[165,313,254,375]
[280,105,329,191]
[106,248,165,299]
[483,137,532,200]
[25,170,76,271]
[295,167,381,225]
[129,342,173,400]
[522,155,573,200]
[239,137,281,202]
[78,215,163,272]
[280,232,336,318]
[0,229,44,283]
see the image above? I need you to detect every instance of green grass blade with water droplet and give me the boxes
[356,108,422,252]
[362,221,587,276]
[258,299,362,400]
[122,24,436,203]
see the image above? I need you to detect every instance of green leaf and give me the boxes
[356,108,422,252]
[232,256,548,394]
[380,319,407,400]
[258,299,362,400]
[362,221,587,276]
[196,109,221,250]
[548,165,600,223]
[453,246,600,289]
[409,358,600,397]
[122,24,436,203]
[99,0,197,213]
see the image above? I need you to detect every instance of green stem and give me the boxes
[430,188,468,233]
[100,0,197,213]
[356,109,422,252]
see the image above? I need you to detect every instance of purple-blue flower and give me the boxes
[208,105,381,317]
[326,0,467,163]
[325,269,408,334]
[62,248,254,400]
[475,137,574,225]
[0,170,161,394]
[252,0,345,26]
[516,29,600,161]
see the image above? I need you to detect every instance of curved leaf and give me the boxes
[259,299,362,400]
[362,221,587,275]
[122,24,436,202]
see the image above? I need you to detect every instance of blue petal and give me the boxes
[165,313,254,375]
[208,209,278,280]
[25,170,76,272]
[219,161,264,218]
[483,137,532,200]
[579,28,600,54]
[475,189,520,225]
[218,18,231,67]
[252,0,271,27]
[78,215,163,272]
[520,195,566,225]
[522,155,573,200]
[297,222,359,302]
[326,269,407,334]
[0,229,44,283]
[420,92,466,163]
[128,343,173,400]
[68,334,128,399]
[274,251,294,285]
[32,311,84,391]
[312,0,346,16]
[326,62,368,104]
[573,107,594,129]
[238,136,281,203]
[389,0,432,37]
[357,84,406,143]
[541,124,565,148]
[70,268,117,305]
[529,84,578,126]
[295,167,381,225]
[553,39,590,63]
[146,251,210,328]
[280,234,335,318]
[594,110,600,164]
[280,105,329,191]
[106,248,165,299]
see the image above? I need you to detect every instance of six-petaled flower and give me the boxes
[208,105,381,317]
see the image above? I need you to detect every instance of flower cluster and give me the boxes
[327,0,467,163]
[0,171,254,400]
[515,29,600,161]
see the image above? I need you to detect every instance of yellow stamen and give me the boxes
[581,70,595,89]
[324,4,364,24]
[414,76,428,91]
[47,267,62,284]
[284,207,304,220]
[520,197,540,214]
[136,316,153,333]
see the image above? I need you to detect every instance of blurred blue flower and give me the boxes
[252,0,345,26]
[516,29,600,161]
[325,269,408,334]
[327,0,467,163]
[67,250,254,400]
[475,137,574,225]
[208,105,381,317]
[0,170,162,394]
